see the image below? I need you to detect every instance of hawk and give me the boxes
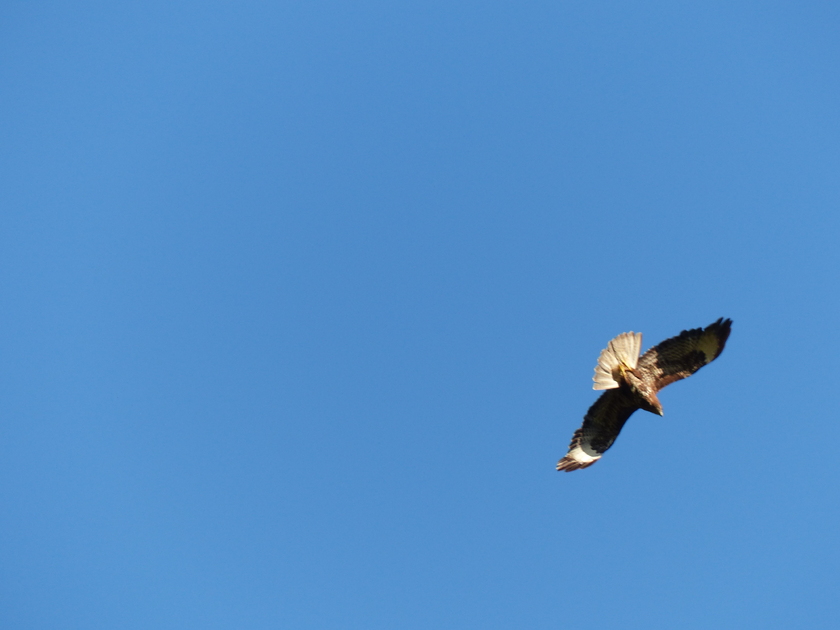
[557,318,732,472]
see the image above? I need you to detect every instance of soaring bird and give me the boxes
[557,318,732,472]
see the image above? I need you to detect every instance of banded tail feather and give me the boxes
[592,331,642,390]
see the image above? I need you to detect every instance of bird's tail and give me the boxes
[592,332,642,390]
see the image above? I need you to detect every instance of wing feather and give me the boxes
[637,318,732,392]
[556,388,640,472]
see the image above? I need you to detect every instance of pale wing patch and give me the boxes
[695,330,721,364]
[556,438,601,471]
[567,443,599,464]
[592,332,643,390]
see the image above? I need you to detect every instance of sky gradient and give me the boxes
[2,2,840,628]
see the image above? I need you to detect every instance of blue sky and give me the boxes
[2,1,840,628]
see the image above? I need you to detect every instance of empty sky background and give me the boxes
[2,1,839,628]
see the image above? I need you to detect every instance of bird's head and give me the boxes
[645,393,664,416]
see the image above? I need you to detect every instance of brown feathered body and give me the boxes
[557,318,732,472]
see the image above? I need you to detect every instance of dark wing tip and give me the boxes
[711,317,733,331]
[708,318,733,358]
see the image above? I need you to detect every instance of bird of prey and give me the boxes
[556,318,732,472]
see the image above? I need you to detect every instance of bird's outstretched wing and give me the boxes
[556,389,640,471]
[637,318,732,391]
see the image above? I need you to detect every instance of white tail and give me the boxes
[592,332,642,390]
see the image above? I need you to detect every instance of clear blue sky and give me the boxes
[2,2,839,628]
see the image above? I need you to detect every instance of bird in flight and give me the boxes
[557,318,732,472]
